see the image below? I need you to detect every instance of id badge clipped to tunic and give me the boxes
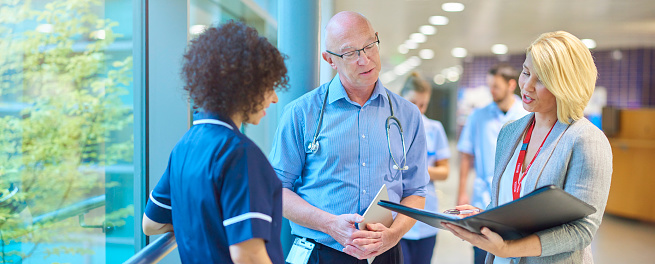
[285,237,314,264]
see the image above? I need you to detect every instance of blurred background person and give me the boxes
[399,72,450,264]
[456,63,529,264]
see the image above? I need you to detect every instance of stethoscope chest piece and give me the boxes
[307,141,319,153]
[392,164,409,171]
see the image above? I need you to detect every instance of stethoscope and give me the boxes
[307,80,408,171]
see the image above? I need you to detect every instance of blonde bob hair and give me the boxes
[527,31,597,124]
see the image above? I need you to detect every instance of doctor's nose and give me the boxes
[357,52,371,65]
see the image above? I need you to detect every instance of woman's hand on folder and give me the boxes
[442,223,508,257]
[442,223,542,259]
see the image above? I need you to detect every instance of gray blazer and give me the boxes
[485,113,612,264]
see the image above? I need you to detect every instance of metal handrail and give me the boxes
[123,232,177,264]
[32,195,106,225]
[28,194,178,263]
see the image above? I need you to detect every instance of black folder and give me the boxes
[378,185,596,240]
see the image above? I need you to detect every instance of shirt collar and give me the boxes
[327,73,385,106]
[491,95,523,116]
[421,114,429,122]
[192,111,238,131]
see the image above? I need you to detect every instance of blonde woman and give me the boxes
[444,31,612,264]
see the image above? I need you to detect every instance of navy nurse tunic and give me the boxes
[145,111,283,264]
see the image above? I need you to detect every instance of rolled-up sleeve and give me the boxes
[457,110,476,155]
[434,121,451,161]
[269,103,306,189]
[402,112,428,198]
[145,157,173,224]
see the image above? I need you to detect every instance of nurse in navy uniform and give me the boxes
[142,21,289,264]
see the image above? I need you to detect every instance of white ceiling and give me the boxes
[334,0,655,86]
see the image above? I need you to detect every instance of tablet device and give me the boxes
[359,184,393,264]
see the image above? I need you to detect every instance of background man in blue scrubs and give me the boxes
[456,63,528,264]
[270,11,429,263]
[142,21,289,264]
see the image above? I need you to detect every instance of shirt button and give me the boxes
[362,134,366,138]
[363,190,366,194]
[362,162,366,167]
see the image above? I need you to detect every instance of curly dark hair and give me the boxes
[181,20,288,122]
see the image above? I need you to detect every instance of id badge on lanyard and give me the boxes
[512,119,555,200]
[285,237,315,264]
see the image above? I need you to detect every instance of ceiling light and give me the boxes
[491,44,508,55]
[429,16,449,26]
[611,50,623,60]
[398,44,409,54]
[190,24,208,35]
[442,2,465,12]
[419,49,434,59]
[394,64,409,75]
[451,47,467,58]
[454,65,463,74]
[380,71,397,84]
[410,33,427,43]
[408,56,422,67]
[433,74,445,85]
[419,25,437,35]
[36,24,54,33]
[404,40,418,49]
[447,71,460,82]
[581,39,597,49]
[393,64,405,75]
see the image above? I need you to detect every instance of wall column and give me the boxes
[276,0,321,257]
[277,0,320,116]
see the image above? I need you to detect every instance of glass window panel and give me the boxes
[190,0,277,44]
[0,0,135,263]
[189,0,278,153]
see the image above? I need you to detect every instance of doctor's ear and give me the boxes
[322,52,337,70]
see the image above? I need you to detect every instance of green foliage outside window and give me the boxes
[0,0,133,262]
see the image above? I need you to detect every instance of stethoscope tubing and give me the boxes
[308,80,407,172]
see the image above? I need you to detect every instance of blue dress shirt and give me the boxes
[269,74,429,251]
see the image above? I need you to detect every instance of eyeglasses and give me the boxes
[326,33,380,61]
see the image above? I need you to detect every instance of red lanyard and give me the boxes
[512,119,555,200]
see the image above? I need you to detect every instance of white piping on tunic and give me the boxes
[149,191,172,210]
[223,212,272,226]
[193,119,233,130]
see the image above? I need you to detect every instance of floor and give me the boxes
[429,141,655,264]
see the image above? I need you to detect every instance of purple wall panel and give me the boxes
[460,55,526,90]
[460,48,655,108]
